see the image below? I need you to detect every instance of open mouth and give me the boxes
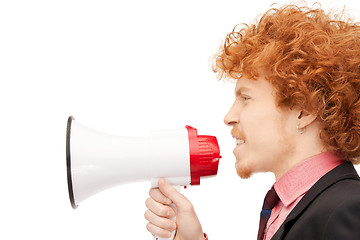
[232,128,246,147]
[236,138,245,146]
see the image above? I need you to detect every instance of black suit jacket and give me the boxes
[271,162,360,240]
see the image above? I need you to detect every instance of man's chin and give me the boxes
[235,161,253,179]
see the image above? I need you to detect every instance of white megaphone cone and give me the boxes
[66,116,221,239]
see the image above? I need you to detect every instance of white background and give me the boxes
[1,0,360,239]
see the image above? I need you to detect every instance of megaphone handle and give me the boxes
[152,184,181,240]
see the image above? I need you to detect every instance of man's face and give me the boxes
[224,76,298,179]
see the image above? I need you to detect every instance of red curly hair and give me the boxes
[213,3,360,164]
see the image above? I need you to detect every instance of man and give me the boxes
[145,3,360,239]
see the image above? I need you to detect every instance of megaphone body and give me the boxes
[66,116,221,208]
[66,116,221,239]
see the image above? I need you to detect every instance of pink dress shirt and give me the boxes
[264,152,345,240]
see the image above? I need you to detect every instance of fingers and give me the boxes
[145,197,176,218]
[145,178,194,238]
[158,178,192,212]
[149,188,172,205]
[145,196,177,238]
[144,210,177,232]
[145,178,203,239]
[146,222,174,239]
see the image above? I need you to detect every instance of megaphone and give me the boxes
[66,116,221,209]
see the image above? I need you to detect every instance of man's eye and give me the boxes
[242,95,250,101]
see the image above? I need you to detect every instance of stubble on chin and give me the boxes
[235,161,253,179]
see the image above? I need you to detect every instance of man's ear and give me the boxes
[297,110,317,128]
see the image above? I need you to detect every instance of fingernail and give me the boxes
[159,178,165,186]
[168,209,175,218]
[169,222,176,230]
[163,197,171,205]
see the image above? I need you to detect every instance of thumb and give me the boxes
[158,178,189,210]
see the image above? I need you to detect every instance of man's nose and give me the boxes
[224,102,239,126]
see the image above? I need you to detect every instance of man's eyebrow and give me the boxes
[235,87,251,96]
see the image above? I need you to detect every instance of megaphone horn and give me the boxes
[66,116,221,209]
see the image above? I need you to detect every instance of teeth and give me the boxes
[236,139,245,145]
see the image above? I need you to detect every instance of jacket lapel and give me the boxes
[271,162,359,240]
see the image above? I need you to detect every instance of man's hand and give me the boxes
[145,178,205,240]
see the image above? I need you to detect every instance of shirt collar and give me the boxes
[273,152,345,207]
